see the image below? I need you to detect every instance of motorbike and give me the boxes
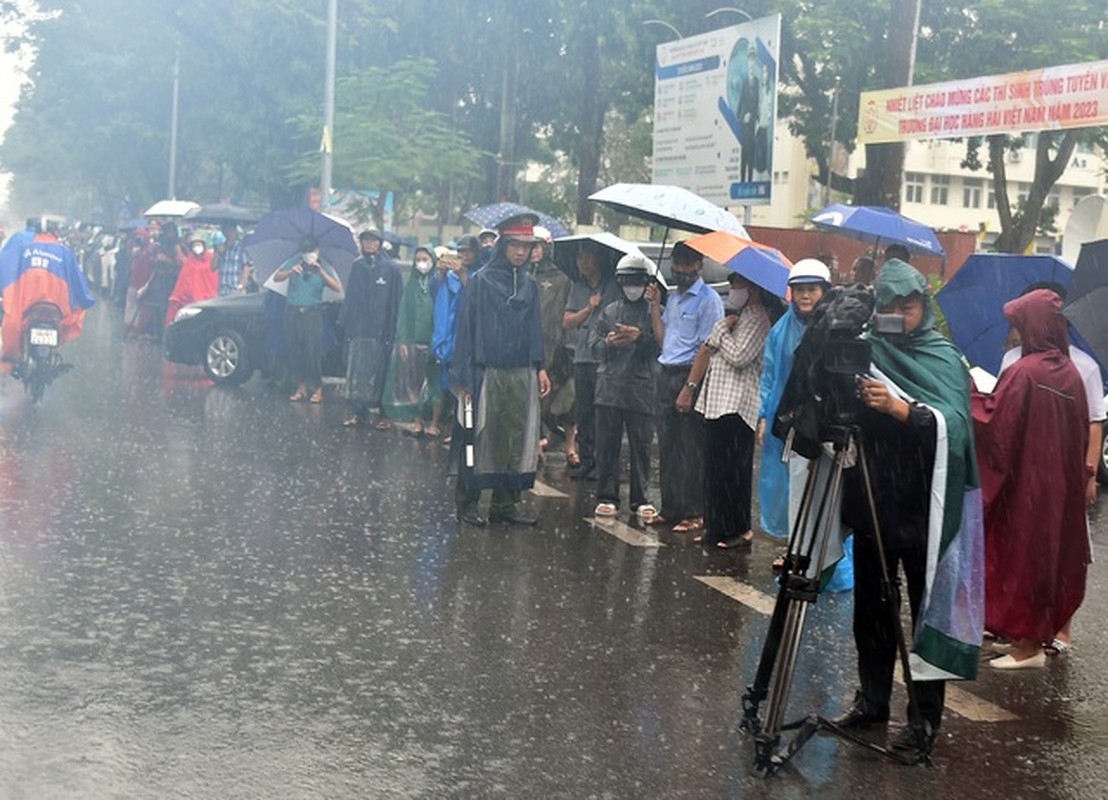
[10,301,71,402]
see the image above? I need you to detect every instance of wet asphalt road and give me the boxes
[1,302,1106,799]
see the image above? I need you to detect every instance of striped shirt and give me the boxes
[695,304,771,427]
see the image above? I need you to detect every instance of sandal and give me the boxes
[594,502,618,518]
[566,450,581,469]
[672,517,704,533]
[289,391,307,402]
[309,389,323,404]
[342,416,362,427]
[374,419,392,431]
[635,504,658,522]
[425,425,441,439]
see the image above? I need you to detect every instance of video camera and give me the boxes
[773,285,905,455]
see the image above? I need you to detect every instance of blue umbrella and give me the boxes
[243,207,358,286]
[935,253,1072,375]
[463,202,572,239]
[811,204,944,258]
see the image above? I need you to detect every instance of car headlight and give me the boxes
[174,306,204,323]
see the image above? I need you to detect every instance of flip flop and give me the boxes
[342,416,362,427]
[309,389,323,404]
[289,391,307,402]
[374,419,392,431]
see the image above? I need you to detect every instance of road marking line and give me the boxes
[587,517,664,548]
[694,575,777,615]
[530,480,568,499]
[695,574,1019,723]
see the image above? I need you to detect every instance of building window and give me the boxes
[1046,190,1060,211]
[904,172,925,204]
[987,191,997,209]
[930,174,950,205]
[963,178,982,209]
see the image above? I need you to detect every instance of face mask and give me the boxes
[191,243,205,256]
[674,270,696,290]
[415,259,433,274]
[622,285,645,302]
[303,252,319,266]
[727,287,750,310]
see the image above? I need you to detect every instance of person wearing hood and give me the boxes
[382,245,444,436]
[338,229,403,428]
[165,233,218,328]
[973,289,1091,669]
[450,219,551,527]
[834,258,983,759]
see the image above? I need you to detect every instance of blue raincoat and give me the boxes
[757,304,809,538]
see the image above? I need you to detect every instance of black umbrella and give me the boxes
[1063,239,1108,368]
[186,203,263,226]
[243,207,359,287]
[551,232,645,281]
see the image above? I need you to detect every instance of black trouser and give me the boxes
[704,414,755,542]
[657,367,705,521]
[284,305,323,391]
[852,528,946,730]
[573,362,598,467]
[595,404,653,510]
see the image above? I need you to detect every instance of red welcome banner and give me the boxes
[857,59,1108,144]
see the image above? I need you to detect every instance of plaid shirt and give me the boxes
[218,240,252,295]
[695,305,771,427]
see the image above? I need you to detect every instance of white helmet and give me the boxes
[532,225,553,244]
[788,258,832,285]
[615,251,656,283]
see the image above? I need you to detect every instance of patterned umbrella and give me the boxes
[684,231,792,299]
[463,202,572,239]
[588,183,748,237]
[143,199,200,218]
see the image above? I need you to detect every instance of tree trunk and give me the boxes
[853,0,919,208]
[575,30,604,226]
[992,131,1078,253]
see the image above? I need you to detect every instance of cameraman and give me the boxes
[836,259,981,758]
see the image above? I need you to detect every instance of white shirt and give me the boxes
[999,346,1105,422]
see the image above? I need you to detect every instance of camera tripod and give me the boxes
[740,423,932,774]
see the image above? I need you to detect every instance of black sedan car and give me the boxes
[164,292,271,385]
[164,293,346,386]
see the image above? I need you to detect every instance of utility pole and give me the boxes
[320,0,338,207]
[168,42,180,200]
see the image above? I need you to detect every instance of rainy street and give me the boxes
[1,303,1106,799]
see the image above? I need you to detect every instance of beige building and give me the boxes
[747,121,1108,254]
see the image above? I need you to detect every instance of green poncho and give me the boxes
[867,259,984,681]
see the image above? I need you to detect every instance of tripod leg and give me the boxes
[743,462,821,726]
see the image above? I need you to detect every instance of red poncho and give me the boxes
[165,251,217,327]
[972,289,1091,643]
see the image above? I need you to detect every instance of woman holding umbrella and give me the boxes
[273,236,343,403]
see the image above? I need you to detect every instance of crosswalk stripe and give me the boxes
[694,574,1019,723]
[586,516,664,548]
[530,480,568,499]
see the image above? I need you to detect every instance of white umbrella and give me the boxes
[589,183,749,238]
[143,199,201,218]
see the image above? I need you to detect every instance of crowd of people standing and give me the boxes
[78,210,1094,761]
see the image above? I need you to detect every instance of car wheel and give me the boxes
[204,329,252,386]
[1099,425,1108,486]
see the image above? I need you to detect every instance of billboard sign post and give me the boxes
[652,15,782,208]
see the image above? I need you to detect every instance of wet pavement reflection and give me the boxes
[0,304,1106,797]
